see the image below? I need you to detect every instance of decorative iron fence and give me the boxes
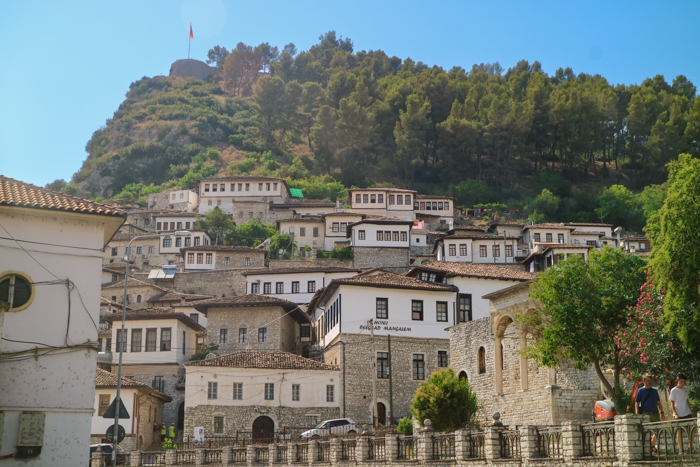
[175,450,196,464]
[141,452,165,466]
[581,422,616,458]
[537,426,563,458]
[232,448,247,463]
[368,437,386,460]
[102,452,130,465]
[204,449,221,464]
[276,445,288,463]
[499,430,521,459]
[296,443,309,463]
[641,418,699,462]
[317,441,331,462]
[466,432,486,459]
[431,434,456,460]
[341,439,356,461]
[255,446,269,463]
[397,436,416,460]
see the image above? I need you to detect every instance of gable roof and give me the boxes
[102,277,167,291]
[565,222,613,228]
[95,368,172,401]
[415,194,455,201]
[330,273,456,292]
[179,245,265,253]
[570,230,604,236]
[522,223,577,231]
[408,261,537,282]
[185,350,339,371]
[0,175,125,219]
[347,187,416,193]
[101,307,206,331]
[147,290,215,303]
[242,267,361,277]
[181,294,308,323]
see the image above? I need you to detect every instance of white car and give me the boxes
[300,418,357,438]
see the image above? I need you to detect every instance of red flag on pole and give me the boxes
[190,24,193,39]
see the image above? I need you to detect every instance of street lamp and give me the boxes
[110,231,190,467]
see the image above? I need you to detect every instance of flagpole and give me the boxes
[188,23,191,59]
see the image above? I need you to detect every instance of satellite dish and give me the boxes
[205,353,217,360]
[279,249,285,255]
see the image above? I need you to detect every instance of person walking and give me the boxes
[169,423,176,441]
[160,422,167,444]
[635,375,665,453]
[669,374,693,452]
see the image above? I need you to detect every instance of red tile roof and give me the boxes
[101,307,206,331]
[185,350,339,371]
[522,223,576,231]
[0,175,125,218]
[331,272,457,291]
[94,368,172,401]
[102,277,168,291]
[179,245,265,253]
[410,261,537,281]
[181,294,298,309]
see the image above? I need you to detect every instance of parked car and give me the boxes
[300,418,357,438]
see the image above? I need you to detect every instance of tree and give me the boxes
[194,207,234,245]
[535,189,561,220]
[595,185,644,231]
[521,247,646,400]
[46,179,68,192]
[410,368,479,431]
[226,219,278,247]
[455,179,491,206]
[206,46,229,70]
[647,154,700,350]
[222,42,263,96]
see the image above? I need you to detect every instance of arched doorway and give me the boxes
[252,416,275,443]
[376,403,387,426]
[458,371,468,381]
[177,402,185,431]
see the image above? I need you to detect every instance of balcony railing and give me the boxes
[581,422,616,458]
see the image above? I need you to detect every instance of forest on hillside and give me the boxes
[57,32,700,231]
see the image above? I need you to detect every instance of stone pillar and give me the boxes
[494,338,503,394]
[90,447,105,467]
[290,443,298,464]
[330,438,342,464]
[221,446,233,464]
[196,448,206,465]
[519,426,539,459]
[453,429,469,460]
[561,420,583,460]
[268,444,278,465]
[165,448,177,465]
[519,332,529,391]
[385,433,398,462]
[614,414,646,463]
[247,445,256,466]
[417,420,435,461]
[356,435,370,461]
[484,426,504,460]
[308,440,318,464]
[129,450,141,467]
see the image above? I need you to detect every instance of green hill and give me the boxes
[56,32,700,231]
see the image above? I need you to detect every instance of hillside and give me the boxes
[57,32,700,231]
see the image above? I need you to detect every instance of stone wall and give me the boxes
[184,405,340,438]
[269,258,354,270]
[352,247,410,269]
[214,251,266,270]
[326,334,450,425]
[136,268,257,297]
[114,363,183,426]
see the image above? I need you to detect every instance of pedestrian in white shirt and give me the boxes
[669,374,693,453]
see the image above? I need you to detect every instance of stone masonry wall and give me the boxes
[268,258,355,270]
[352,247,410,269]
[214,251,266,270]
[115,363,183,426]
[137,268,260,298]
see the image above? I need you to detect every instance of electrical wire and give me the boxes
[0,220,62,280]
[0,235,104,252]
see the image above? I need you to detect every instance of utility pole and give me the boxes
[388,333,393,427]
[370,318,377,428]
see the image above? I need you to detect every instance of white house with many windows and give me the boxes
[180,245,266,270]
[434,233,521,264]
[183,351,341,437]
[242,267,361,304]
[413,195,454,226]
[160,230,211,255]
[348,188,416,220]
[347,218,413,249]
[322,212,364,250]
[154,212,199,232]
[197,177,290,214]
[522,223,576,247]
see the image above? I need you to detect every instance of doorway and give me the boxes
[252,416,275,443]
[177,402,185,431]
[376,402,386,426]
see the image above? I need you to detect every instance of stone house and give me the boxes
[197,176,290,216]
[102,277,169,309]
[183,351,341,438]
[434,233,522,264]
[449,281,601,427]
[104,234,161,269]
[347,217,414,269]
[276,217,325,254]
[148,189,199,212]
[406,261,537,321]
[180,245,266,270]
[189,294,312,357]
[0,175,125,466]
[347,188,416,220]
[308,273,458,425]
[102,307,205,429]
[322,212,365,251]
[91,368,171,451]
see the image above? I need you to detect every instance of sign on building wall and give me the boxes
[194,427,204,443]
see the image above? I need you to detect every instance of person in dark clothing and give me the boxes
[635,375,665,452]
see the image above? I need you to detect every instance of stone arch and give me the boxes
[252,416,275,443]
[458,370,469,381]
[369,398,391,426]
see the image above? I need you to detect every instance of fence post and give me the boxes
[90,447,105,467]
[417,419,434,461]
[453,429,469,460]
[484,427,503,460]
[129,450,141,467]
[221,446,233,464]
[330,438,342,463]
[247,445,256,466]
[308,440,318,464]
[519,426,539,460]
[165,448,177,465]
[196,447,206,465]
[268,444,278,465]
[614,414,646,463]
[289,443,298,465]
[356,434,370,461]
[561,420,582,461]
[385,433,398,462]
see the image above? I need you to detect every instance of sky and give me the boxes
[1,0,698,187]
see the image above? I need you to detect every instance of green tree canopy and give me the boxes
[410,368,480,432]
[194,207,234,245]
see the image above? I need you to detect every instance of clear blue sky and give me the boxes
[1,0,698,187]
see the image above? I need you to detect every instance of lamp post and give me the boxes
[111,231,190,467]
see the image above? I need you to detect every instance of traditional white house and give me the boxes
[522,244,593,272]
[565,222,614,237]
[242,267,361,304]
[180,245,266,270]
[159,230,211,255]
[322,212,364,251]
[522,223,576,247]
[406,261,537,321]
[413,195,454,226]
[183,351,341,437]
[197,176,290,215]
[621,235,651,254]
[434,233,521,264]
[154,212,199,232]
[166,190,199,211]
[348,188,416,220]
[0,175,125,466]
[276,217,325,253]
[487,222,526,239]
[569,230,604,247]
[91,369,171,451]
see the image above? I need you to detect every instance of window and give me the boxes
[384,231,391,240]
[546,233,553,242]
[300,325,310,338]
[204,184,210,192]
[376,298,388,319]
[392,231,399,241]
[202,253,212,265]
[212,184,217,192]
[412,300,424,321]
[265,383,274,400]
[436,302,448,322]
[156,222,162,231]
[258,328,267,343]
[405,195,411,205]
[377,352,389,379]
[396,195,403,205]
[493,245,500,257]
[197,253,203,264]
[148,245,154,254]
[313,227,319,237]
[160,328,171,351]
[248,212,253,219]
[388,195,395,205]
[340,222,347,232]
[432,202,437,210]
[239,328,247,343]
[438,350,448,367]
[292,281,300,293]
[245,257,250,266]
[556,233,564,243]
[459,294,472,322]
[233,383,243,400]
[308,281,316,293]
[292,384,300,401]
[105,338,112,352]
[111,247,118,257]
[460,244,467,256]
[478,347,486,374]
[401,231,407,242]
[640,242,646,250]
[135,294,142,304]
[190,313,199,323]
[370,194,376,203]
[187,253,194,264]
[258,183,263,191]
[131,329,142,352]
[116,329,127,352]
[98,395,111,416]
[534,233,541,242]
[438,202,443,210]
[449,244,456,256]
[136,246,142,255]
[357,230,365,240]
[376,231,383,241]
[479,245,487,257]
[505,245,513,257]
[355,194,361,204]
[145,329,157,352]
[266,183,270,191]
[326,385,334,402]
[445,202,449,210]
[217,200,222,207]
[332,223,339,233]
[363,194,369,203]
[274,282,284,294]
[214,416,224,434]
[112,274,118,282]
[250,282,259,294]
[289,227,295,236]
[378,194,384,203]
[413,354,425,380]
[300,227,306,237]
[273,183,278,191]
[224,257,230,266]
[263,282,271,294]
[219,328,228,344]
[208,382,218,399]
[306,416,318,428]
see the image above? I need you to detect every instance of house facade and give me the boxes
[102,278,168,309]
[154,212,199,232]
[0,176,125,466]
[434,233,521,264]
[197,176,290,215]
[276,218,325,253]
[180,245,266,271]
[413,195,454,226]
[347,218,413,269]
[242,267,360,305]
[347,188,416,220]
[104,234,160,269]
[322,212,364,251]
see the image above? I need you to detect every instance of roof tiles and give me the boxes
[185,350,339,371]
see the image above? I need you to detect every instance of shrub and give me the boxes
[410,368,480,431]
[396,417,413,435]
